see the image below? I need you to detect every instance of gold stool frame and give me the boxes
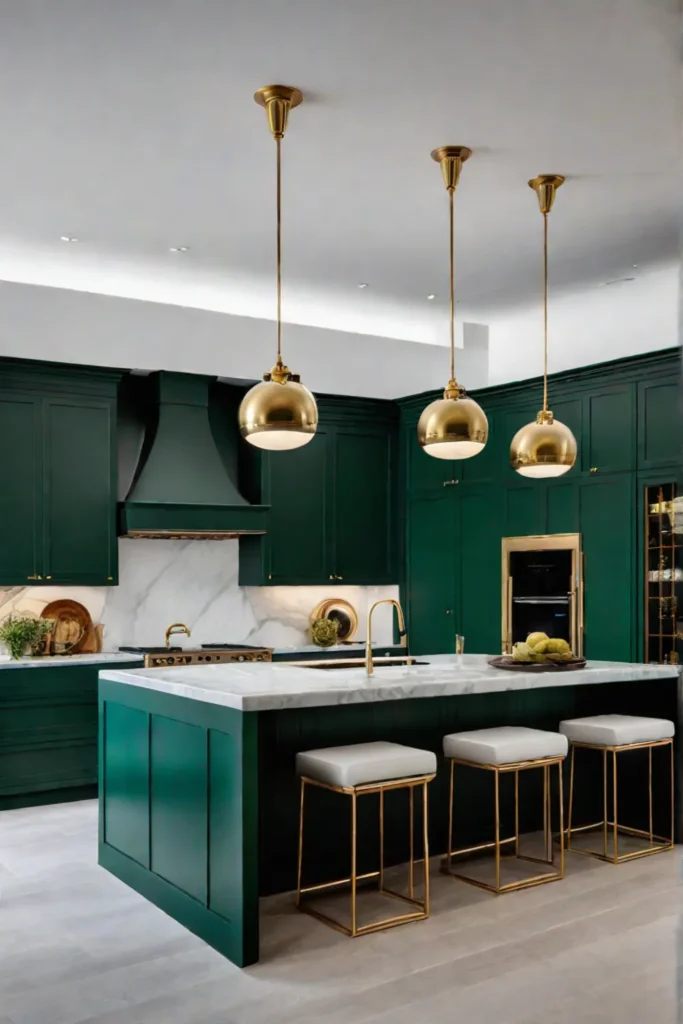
[443,754,565,894]
[296,772,435,937]
[566,738,674,863]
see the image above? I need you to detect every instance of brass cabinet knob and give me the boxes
[446,609,451,615]
[45,576,52,580]
[268,574,273,579]
[590,467,598,474]
[336,575,343,580]
[443,479,459,487]
[329,574,335,579]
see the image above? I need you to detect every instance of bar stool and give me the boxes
[295,740,436,937]
[442,726,568,893]
[560,714,675,863]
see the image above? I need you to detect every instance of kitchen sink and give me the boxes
[301,659,429,671]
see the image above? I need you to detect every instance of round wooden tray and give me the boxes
[488,655,586,672]
[41,599,92,654]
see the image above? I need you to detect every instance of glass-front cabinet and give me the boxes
[502,533,584,656]
[645,483,682,666]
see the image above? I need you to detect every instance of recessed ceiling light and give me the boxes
[427,293,436,300]
[357,282,369,289]
[169,245,189,252]
[632,264,638,268]
[60,235,79,242]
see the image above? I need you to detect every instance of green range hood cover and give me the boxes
[120,371,268,538]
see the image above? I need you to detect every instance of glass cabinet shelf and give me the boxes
[645,482,682,666]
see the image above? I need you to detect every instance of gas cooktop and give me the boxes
[118,644,272,668]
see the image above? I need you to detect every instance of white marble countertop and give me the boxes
[272,643,400,655]
[98,654,679,712]
[0,652,144,670]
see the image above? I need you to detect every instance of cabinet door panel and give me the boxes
[457,487,502,653]
[264,429,328,584]
[0,393,41,584]
[583,384,635,474]
[638,379,681,470]
[580,474,634,661]
[406,493,457,655]
[334,428,394,583]
[547,480,580,535]
[505,485,545,537]
[44,399,116,584]
[407,421,458,493]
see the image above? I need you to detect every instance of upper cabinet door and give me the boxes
[262,428,329,585]
[407,420,458,494]
[406,491,458,656]
[638,377,682,471]
[43,397,117,585]
[333,426,395,584]
[583,383,635,475]
[0,392,42,585]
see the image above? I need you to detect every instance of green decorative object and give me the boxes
[310,617,340,648]
[0,615,54,659]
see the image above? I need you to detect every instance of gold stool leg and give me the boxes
[296,778,305,907]
[494,767,501,893]
[447,759,454,872]
[409,786,414,899]
[543,764,549,861]
[567,745,575,851]
[422,779,430,915]
[670,739,675,848]
[350,792,357,936]
[612,749,619,864]
[649,745,654,846]
[515,770,520,856]
[603,748,608,860]
[379,788,385,892]
[558,758,565,878]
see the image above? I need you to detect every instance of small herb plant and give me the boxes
[0,616,54,659]
[310,617,340,648]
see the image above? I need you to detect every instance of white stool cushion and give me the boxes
[443,726,568,765]
[560,714,675,746]
[296,741,437,788]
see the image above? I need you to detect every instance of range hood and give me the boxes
[119,371,269,539]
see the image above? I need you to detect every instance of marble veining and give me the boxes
[99,653,679,712]
[0,539,399,651]
[0,652,143,670]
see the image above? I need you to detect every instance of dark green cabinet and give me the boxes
[0,393,41,583]
[582,383,635,475]
[580,474,635,661]
[457,486,502,653]
[0,364,119,587]
[637,377,682,470]
[240,404,397,586]
[406,491,457,655]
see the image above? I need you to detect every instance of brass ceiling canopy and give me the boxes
[417,146,488,460]
[510,174,577,478]
[239,85,318,451]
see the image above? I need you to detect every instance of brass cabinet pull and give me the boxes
[445,609,451,615]
[27,574,41,580]
[45,575,52,580]
[589,467,598,474]
[336,575,343,580]
[329,574,335,580]
[443,479,459,487]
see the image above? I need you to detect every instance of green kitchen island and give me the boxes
[98,655,679,966]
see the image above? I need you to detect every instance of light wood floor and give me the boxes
[0,799,680,1023]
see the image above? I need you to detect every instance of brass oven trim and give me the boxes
[501,533,583,658]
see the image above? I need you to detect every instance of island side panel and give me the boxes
[98,678,259,968]
[258,676,679,896]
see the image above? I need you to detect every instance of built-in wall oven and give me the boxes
[502,533,583,656]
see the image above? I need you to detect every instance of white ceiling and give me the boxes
[0,0,678,385]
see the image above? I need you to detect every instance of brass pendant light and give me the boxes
[417,146,488,460]
[510,175,577,478]
[239,85,318,451]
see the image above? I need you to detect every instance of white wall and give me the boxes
[486,263,678,386]
[0,279,489,399]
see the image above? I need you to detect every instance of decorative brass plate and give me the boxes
[310,598,359,642]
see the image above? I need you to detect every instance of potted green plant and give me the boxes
[0,616,54,659]
[310,617,340,648]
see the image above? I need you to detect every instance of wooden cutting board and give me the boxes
[41,600,92,654]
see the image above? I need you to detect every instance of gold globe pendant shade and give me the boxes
[510,175,577,478]
[417,146,488,460]
[239,86,318,451]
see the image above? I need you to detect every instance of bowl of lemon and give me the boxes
[489,633,586,671]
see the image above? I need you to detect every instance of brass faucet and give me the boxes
[366,599,408,676]
[165,622,192,647]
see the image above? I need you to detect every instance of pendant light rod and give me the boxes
[254,85,303,382]
[529,174,565,418]
[431,146,471,393]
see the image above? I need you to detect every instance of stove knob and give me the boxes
[205,655,212,662]
[167,657,175,665]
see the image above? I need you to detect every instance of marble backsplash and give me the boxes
[0,539,400,651]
